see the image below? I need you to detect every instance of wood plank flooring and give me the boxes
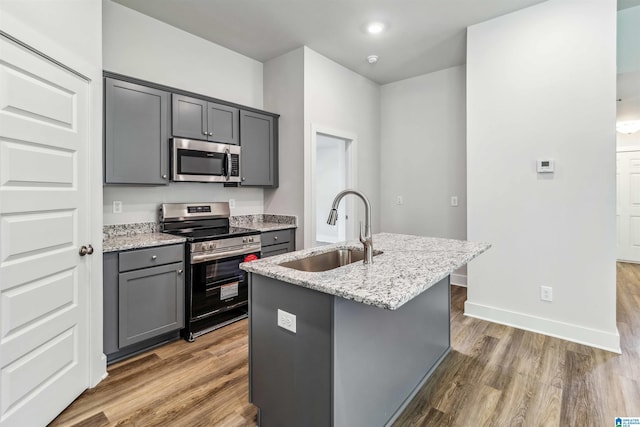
[51,263,640,426]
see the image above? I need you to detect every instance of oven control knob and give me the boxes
[242,237,248,243]
[208,242,215,250]
[249,237,254,243]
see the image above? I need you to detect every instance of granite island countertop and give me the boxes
[240,232,490,310]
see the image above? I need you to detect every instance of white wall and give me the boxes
[380,67,467,234]
[379,65,467,282]
[618,5,640,74]
[0,0,102,69]
[304,47,381,246]
[466,0,619,351]
[102,0,262,107]
[102,0,265,224]
[263,47,305,247]
[264,47,380,249]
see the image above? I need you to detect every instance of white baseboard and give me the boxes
[464,301,621,354]
[450,273,467,287]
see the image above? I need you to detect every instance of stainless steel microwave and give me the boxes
[172,138,241,183]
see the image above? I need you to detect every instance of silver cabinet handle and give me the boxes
[274,236,278,241]
[162,174,167,179]
[178,269,183,275]
[202,131,207,135]
[151,255,157,260]
[87,244,94,255]
[242,177,246,181]
[208,132,213,136]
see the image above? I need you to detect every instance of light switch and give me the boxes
[450,196,458,207]
[112,201,122,214]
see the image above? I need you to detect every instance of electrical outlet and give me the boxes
[277,309,296,333]
[540,286,553,302]
[396,196,404,205]
[112,201,122,214]
[229,199,236,209]
[451,196,459,207]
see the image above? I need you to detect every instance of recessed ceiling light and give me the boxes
[367,22,385,34]
[367,55,379,64]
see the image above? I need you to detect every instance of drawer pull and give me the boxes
[151,255,157,260]
[178,269,183,275]
[274,236,278,241]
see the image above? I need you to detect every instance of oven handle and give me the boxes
[191,247,260,264]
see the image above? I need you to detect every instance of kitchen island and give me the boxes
[241,233,490,427]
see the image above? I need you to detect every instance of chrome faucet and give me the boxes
[327,189,373,264]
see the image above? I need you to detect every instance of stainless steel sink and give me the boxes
[278,248,382,272]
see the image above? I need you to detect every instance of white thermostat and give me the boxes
[537,159,555,173]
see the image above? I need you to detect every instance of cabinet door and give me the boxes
[172,94,208,140]
[118,262,185,348]
[240,110,276,186]
[208,102,239,145]
[105,78,169,184]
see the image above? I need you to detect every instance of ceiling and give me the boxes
[114,0,637,85]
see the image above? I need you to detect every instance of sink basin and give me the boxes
[278,248,381,272]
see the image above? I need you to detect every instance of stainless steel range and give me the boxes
[160,202,261,341]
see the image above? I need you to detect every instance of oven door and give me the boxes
[172,138,241,183]
[190,252,257,320]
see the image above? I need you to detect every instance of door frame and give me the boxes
[305,124,358,248]
[1,13,106,387]
[616,147,640,263]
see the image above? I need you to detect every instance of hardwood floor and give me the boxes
[51,263,640,426]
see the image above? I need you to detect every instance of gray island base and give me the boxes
[242,233,490,427]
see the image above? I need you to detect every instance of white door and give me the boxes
[306,126,358,248]
[315,134,348,245]
[617,150,640,263]
[0,35,91,426]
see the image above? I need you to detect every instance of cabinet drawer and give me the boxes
[119,244,183,272]
[261,229,292,247]
[261,242,292,258]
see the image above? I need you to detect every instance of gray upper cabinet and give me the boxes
[104,78,169,185]
[172,94,239,145]
[240,110,278,187]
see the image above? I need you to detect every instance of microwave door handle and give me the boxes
[225,148,232,181]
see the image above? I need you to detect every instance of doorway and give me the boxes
[305,126,357,248]
[617,148,640,263]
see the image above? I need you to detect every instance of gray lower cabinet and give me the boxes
[172,94,239,145]
[261,229,295,258]
[104,244,185,363]
[118,263,184,348]
[240,110,278,187]
[104,78,170,185]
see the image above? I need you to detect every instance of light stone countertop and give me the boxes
[240,232,490,310]
[243,222,297,232]
[102,214,296,252]
[103,233,186,253]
